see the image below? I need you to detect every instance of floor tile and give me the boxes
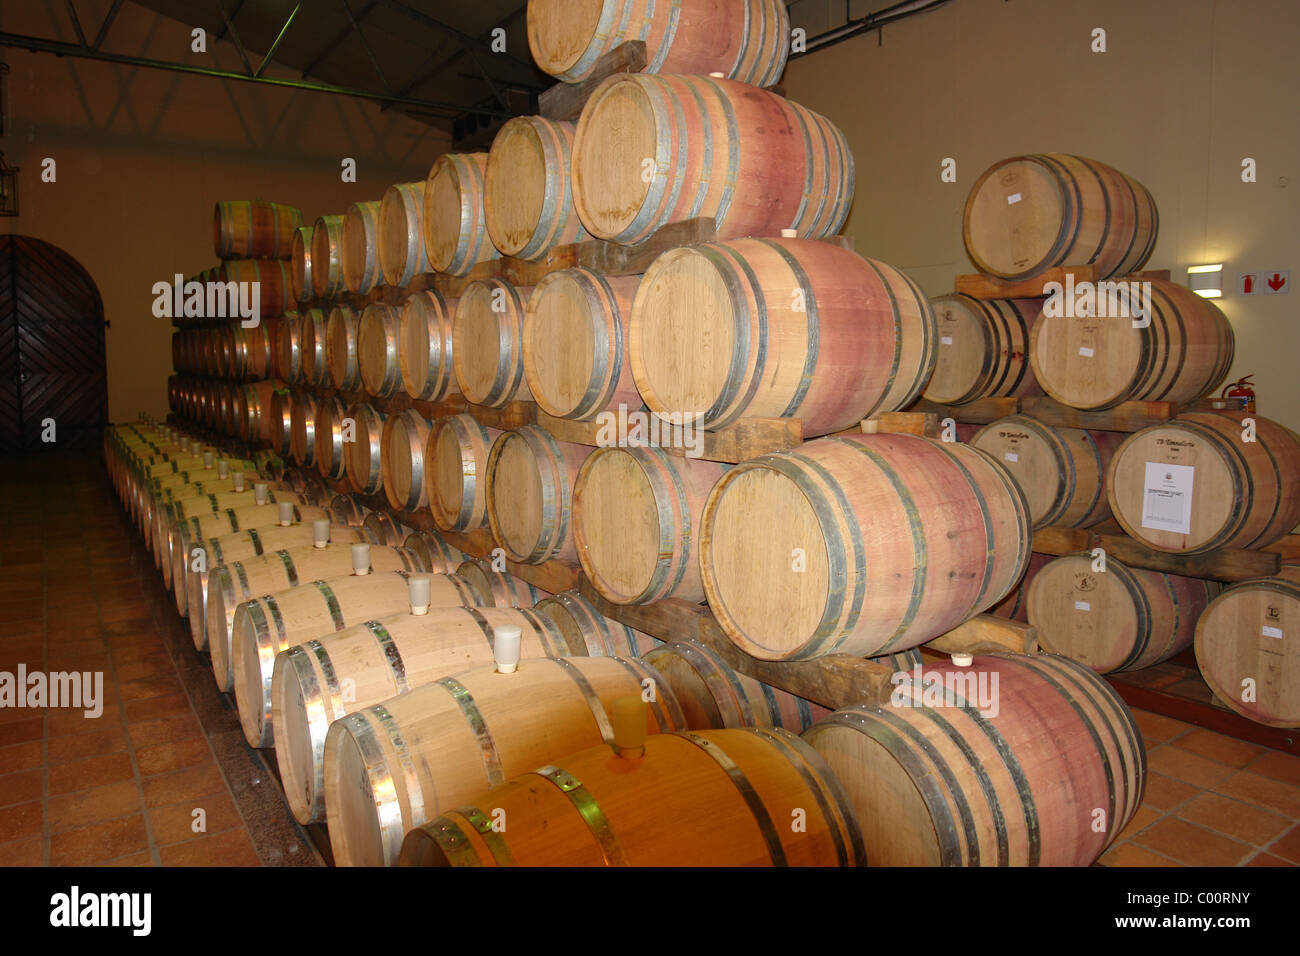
[1133,818,1254,866]
[48,815,149,866]
[1176,792,1293,847]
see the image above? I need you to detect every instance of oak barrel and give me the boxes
[220,259,292,320]
[310,214,346,298]
[312,394,350,480]
[532,591,659,658]
[923,295,1043,405]
[399,290,459,402]
[358,303,403,398]
[344,403,386,495]
[341,200,383,294]
[403,530,465,574]
[455,557,544,608]
[213,200,302,260]
[485,116,589,260]
[452,278,534,407]
[422,153,498,276]
[274,314,302,384]
[325,304,362,391]
[486,426,594,564]
[424,414,500,532]
[268,388,294,456]
[298,308,328,387]
[377,181,430,287]
[290,225,313,302]
[380,408,432,512]
[288,388,319,467]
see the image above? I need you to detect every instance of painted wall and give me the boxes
[785,0,1300,430]
[0,0,449,423]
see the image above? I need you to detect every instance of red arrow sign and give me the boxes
[1268,273,1287,291]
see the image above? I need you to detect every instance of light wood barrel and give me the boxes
[313,395,350,480]
[268,389,294,456]
[629,239,935,435]
[399,290,459,401]
[572,75,853,244]
[206,542,422,691]
[971,415,1124,529]
[363,511,410,548]
[485,116,589,260]
[380,409,432,512]
[532,591,659,658]
[422,153,499,276]
[963,154,1158,281]
[1195,566,1300,728]
[377,181,429,287]
[326,304,362,391]
[1029,278,1234,410]
[330,493,370,528]
[226,320,273,381]
[454,557,544,608]
[326,655,686,866]
[236,381,275,443]
[402,530,464,574]
[486,426,594,564]
[234,570,481,747]
[290,225,313,302]
[342,200,383,294]
[310,214,346,298]
[213,200,302,259]
[574,445,724,604]
[1107,412,1300,553]
[288,388,319,467]
[220,259,292,320]
[923,295,1043,405]
[528,0,789,85]
[989,551,1053,622]
[425,414,500,532]
[298,308,329,387]
[402,725,861,867]
[522,268,640,421]
[452,278,534,407]
[1027,553,1214,673]
[643,641,831,733]
[358,303,403,398]
[274,313,301,384]
[344,403,386,495]
[701,433,1032,660]
[274,604,575,824]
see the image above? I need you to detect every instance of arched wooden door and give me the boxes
[0,236,108,451]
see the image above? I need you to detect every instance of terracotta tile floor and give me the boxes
[0,451,321,867]
[1,449,1297,867]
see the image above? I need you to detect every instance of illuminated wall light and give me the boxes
[1187,264,1223,298]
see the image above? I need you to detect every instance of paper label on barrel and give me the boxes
[1007,193,1022,205]
[1141,462,1194,536]
[1074,601,1091,612]
[1078,346,1095,357]
[1004,452,1019,463]
[1262,625,1283,639]
[941,336,953,345]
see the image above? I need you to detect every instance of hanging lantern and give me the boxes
[0,153,18,217]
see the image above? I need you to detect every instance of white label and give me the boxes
[1007,192,1022,205]
[1004,452,1019,463]
[1140,462,1195,536]
[1074,601,1091,612]
[941,335,953,345]
[1262,625,1283,639]
[1078,346,1095,357]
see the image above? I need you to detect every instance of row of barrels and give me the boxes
[172,320,278,381]
[106,419,1149,865]
[176,259,294,325]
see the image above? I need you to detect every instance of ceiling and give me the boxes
[127,0,550,144]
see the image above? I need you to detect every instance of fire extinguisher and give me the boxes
[1221,375,1256,413]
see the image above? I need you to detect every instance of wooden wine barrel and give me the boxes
[326,304,362,391]
[971,416,1124,529]
[424,414,500,532]
[325,655,686,866]
[342,200,383,294]
[153,469,266,576]
[313,394,350,480]
[380,409,432,512]
[454,557,544,608]
[298,308,329,387]
[485,116,589,260]
[803,652,1145,866]
[236,381,275,443]
[402,530,465,574]
[452,278,534,407]
[422,153,499,277]
[362,511,410,548]
[486,426,594,564]
[310,215,346,298]
[344,403,386,495]
[532,591,659,658]
[399,290,458,401]
[1195,566,1300,728]
[214,200,302,260]
[989,551,1053,622]
[402,725,861,867]
[273,604,575,824]
[268,389,294,456]
[700,432,1032,660]
[377,181,430,287]
[206,542,423,691]
[290,225,313,302]
[572,75,852,244]
[643,642,831,733]
[220,259,292,320]
[1107,412,1300,553]
[923,295,1043,405]
[233,570,482,747]
[330,493,370,528]
[574,445,725,604]
[1026,553,1215,673]
[274,313,302,384]
[630,239,935,435]
[522,268,640,421]
[963,154,1158,281]
[288,388,319,467]
[226,320,274,381]
[528,0,789,85]
[358,303,403,398]
[1029,278,1234,410]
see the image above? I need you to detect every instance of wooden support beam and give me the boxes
[538,40,647,121]
[954,263,1097,300]
[1033,525,1281,582]
[1020,396,1173,432]
[924,614,1039,656]
[908,396,1020,425]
